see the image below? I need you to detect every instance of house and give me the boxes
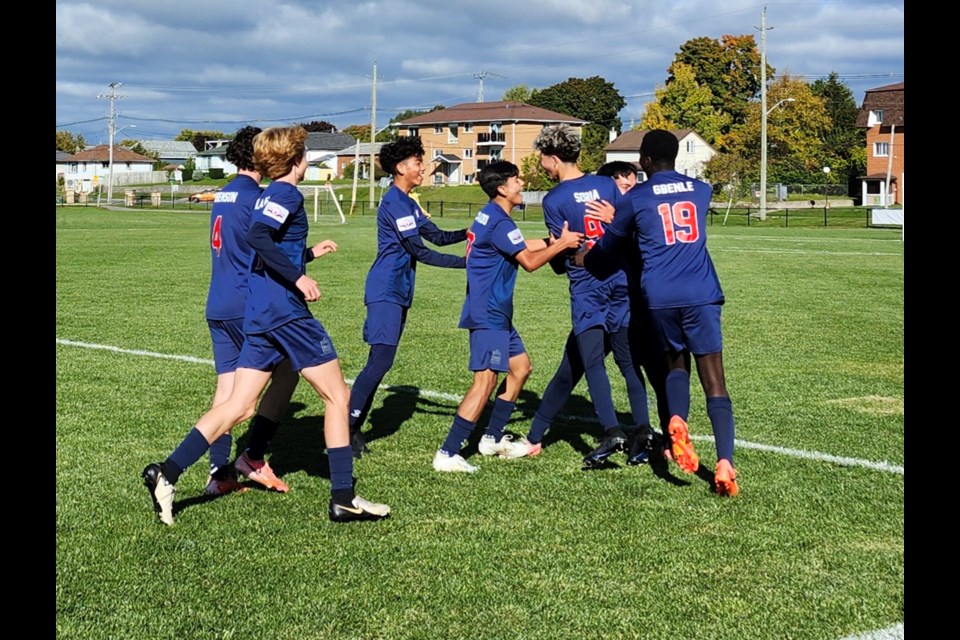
[306,132,355,181]
[395,101,587,185]
[855,82,903,206]
[336,142,385,180]
[56,150,70,184]
[132,140,197,168]
[60,145,156,193]
[194,144,234,176]
[604,129,716,180]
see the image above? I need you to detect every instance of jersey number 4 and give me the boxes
[211,215,223,257]
[657,201,700,245]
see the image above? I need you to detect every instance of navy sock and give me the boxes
[483,398,515,440]
[441,414,475,456]
[327,446,355,497]
[208,433,232,478]
[164,428,209,485]
[707,396,735,463]
[665,369,691,420]
[348,344,397,431]
[584,364,617,429]
[245,415,280,461]
[610,327,650,428]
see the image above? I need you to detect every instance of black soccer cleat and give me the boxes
[350,429,370,459]
[142,462,176,526]
[583,430,628,467]
[627,425,656,466]
[328,495,391,523]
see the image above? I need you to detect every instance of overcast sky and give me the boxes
[56,0,904,144]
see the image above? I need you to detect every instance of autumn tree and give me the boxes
[640,62,732,146]
[56,130,86,153]
[175,129,227,152]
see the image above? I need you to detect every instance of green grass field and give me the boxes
[56,207,903,639]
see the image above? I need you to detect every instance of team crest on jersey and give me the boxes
[475,212,490,225]
[262,201,290,224]
[214,191,238,203]
[507,228,524,245]
[396,215,417,232]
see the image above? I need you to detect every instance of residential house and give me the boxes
[60,145,156,193]
[56,150,70,184]
[132,140,197,168]
[395,101,587,185]
[855,82,903,206]
[604,129,716,180]
[336,142,385,180]
[306,132,355,181]
[194,142,234,176]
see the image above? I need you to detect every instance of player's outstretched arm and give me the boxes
[515,221,583,273]
[419,219,468,246]
[399,234,466,269]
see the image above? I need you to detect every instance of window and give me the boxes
[873,142,890,157]
[463,149,473,159]
[433,149,443,158]
[448,124,459,144]
[685,140,695,153]
[69,162,78,172]
[409,127,419,137]
[433,125,443,134]
[464,123,473,133]
[868,109,884,126]
[464,174,474,184]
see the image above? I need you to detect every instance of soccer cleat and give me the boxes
[234,451,290,493]
[583,430,628,467]
[328,495,391,522]
[142,463,176,526]
[667,416,699,473]
[204,473,247,497]
[432,450,479,473]
[627,425,656,466]
[350,429,370,459]
[478,434,542,458]
[714,459,739,497]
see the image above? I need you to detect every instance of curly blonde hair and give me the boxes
[253,126,308,180]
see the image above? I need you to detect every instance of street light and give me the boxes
[759,97,796,221]
[107,124,136,204]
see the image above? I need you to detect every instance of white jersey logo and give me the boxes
[262,201,290,224]
[507,228,525,245]
[396,215,417,232]
[475,212,490,225]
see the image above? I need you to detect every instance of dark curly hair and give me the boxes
[226,126,262,172]
[379,136,424,175]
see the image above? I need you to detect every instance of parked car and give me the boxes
[188,188,220,203]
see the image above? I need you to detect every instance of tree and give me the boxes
[298,120,336,132]
[381,105,446,142]
[342,124,370,141]
[519,153,553,192]
[672,35,766,130]
[175,129,226,152]
[502,85,538,103]
[811,71,866,191]
[56,130,86,153]
[640,61,732,146]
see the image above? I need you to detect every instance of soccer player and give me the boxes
[432,161,583,472]
[202,125,299,497]
[348,136,468,457]
[142,126,391,524]
[529,124,653,468]
[580,129,739,496]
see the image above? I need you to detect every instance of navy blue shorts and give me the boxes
[467,328,526,372]
[650,303,723,355]
[207,318,245,375]
[363,301,409,346]
[570,280,631,336]
[239,317,338,372]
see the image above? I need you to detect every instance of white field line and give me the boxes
[840,623,903,640]
[57,338,903,476]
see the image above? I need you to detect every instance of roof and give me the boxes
[855,82,904,127]
[195,146,228,157]
[434,153,462,164]
[56,150,71,161]
[306,132,356,152]
[61,144,156,163]
[337,142,385,156]
[604,129,710,152]
[134,140,198,156]
[397,101,587,126]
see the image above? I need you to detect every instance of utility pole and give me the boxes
[473,71,504,102]
[369,60,379,209]
[97,82,124,204]
[756,6,772,221]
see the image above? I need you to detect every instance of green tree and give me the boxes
[175,129,226,152]
[811,71,866,189]
[502,85,538,103]
[126,141,166,170]
[298,120,336,132]
[56,130,86,153]
[342,124,370,141]
[640,61,732,146]
[519,153,553,191]
[579,124,611,173]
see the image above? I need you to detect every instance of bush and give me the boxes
[208,168,224,180]
[192,170,204,181]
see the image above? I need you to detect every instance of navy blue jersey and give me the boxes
[205,175,262,320]
[458,202,526,330]
[603,170,723,309]
[243,181,313,333]
[542,174,627,295]
[364,185,432,307]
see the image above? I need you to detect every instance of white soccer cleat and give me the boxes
[432,450,479,473]
[478,434,540,458]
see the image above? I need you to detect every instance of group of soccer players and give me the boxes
[142,122,738,527]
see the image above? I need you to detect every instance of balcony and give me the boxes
[477,132,506,145]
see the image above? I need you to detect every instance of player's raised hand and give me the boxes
[296,274,322,302]
[311,239,338,258]
[585,199,615,224]
[552,221,584,251]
